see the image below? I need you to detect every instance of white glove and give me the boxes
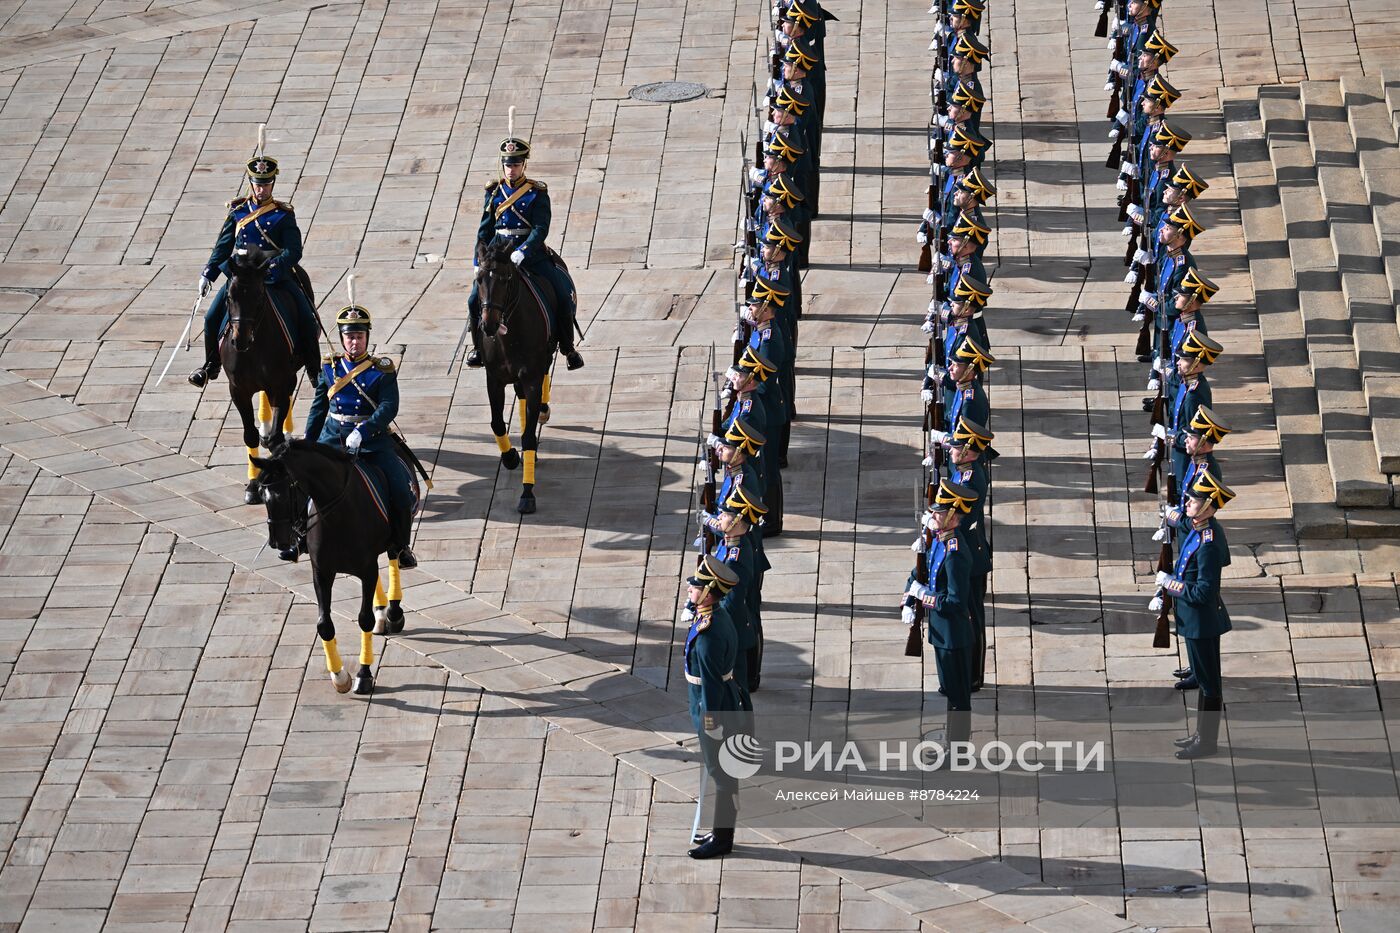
[1095,0,1105,9]
[916,230,928,246]
[1124,270,1138,284]
[763,120,777,135]
[927,362,941,380]
[921,454,934,468]
[921,320,936,336]
[1111,60,1127,76]
[921,388,934,404]
[1126,162,1139,178]
[902,604,918,625]
[706,432,722,449]
[1148,594,1164,612]
[1131,249,1145,265]
[1155,571,1173,589]
[1151,422,1167,440]
[1142,443,1158,459]
[1128,204,1145,222]
[749,167,766,185]
[731,327,743,344]
[926,272,938,286]
[1116,177,1129,192]
[346,429,363,453]
[1108,127,1120,141]
[1152,524,1170,543]
[1104,79,1116,92]
[911,534,926,553]
[1132,310,1146,322]
[938,255,952,272]
[1116,110,1130,127]
[906,580,930,600]
[933,68,943,84]
[198,276,212,298]
[510,249,525,266]
[922,208,938,224]
[1143,295,1159,311]
[682,606,695,622]
[929,429,949,447]
[1147,377,1161,392]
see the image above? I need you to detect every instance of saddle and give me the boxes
[352,446,422,523]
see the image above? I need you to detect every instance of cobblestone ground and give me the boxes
[2,0,1400,930]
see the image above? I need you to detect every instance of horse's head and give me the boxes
[249,444,302,551]
[227,247,277,350]
[477,241,519,338]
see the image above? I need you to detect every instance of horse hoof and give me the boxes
[387,603,405,635]
[518,495,536,515]
[539,404,551,425]
[352,665,374,696]
[331,669,352,694]
[244,484,262,505]
[501,448,520,470]
[373,606,388,636]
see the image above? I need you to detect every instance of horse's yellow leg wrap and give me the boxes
[524,450,536,485]
[360,630,374,666]
[494,433,511,453]
[257,391,273,425]
[374,574,387,609]
[388,559,403,601]
[518,398,527,424]
[247,449,260,480]
[283,409,294,433]
[542,374,552,404]
[322,638,343,674]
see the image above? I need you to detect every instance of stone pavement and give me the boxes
[2,0,1400,930]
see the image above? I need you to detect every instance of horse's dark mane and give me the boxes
[283,437,354,464]
[482,240,515,266]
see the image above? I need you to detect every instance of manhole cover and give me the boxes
[628,81,709,103]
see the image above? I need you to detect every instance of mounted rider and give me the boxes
[189,147,323,388]
[466,133,583,371]
[304,305,419,570]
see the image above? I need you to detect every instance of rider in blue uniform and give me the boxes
[189,154,323,387]
[466,135,583,371]
[304,306,419,570]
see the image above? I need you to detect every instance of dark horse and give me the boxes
[252,440,406,696]
[476,240,556,514]
[224,245,311,505]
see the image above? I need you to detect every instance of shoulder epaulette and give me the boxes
[485,180,499,192]
[528,178,547,191]
[323,352,341,363]
[275,200,294,213]
[375,356,396,373]
[694,612,712,632]
[227,196,249,211]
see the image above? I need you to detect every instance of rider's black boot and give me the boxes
[466,306,485,368]
[390,509,418,570]
[188,360,220,388]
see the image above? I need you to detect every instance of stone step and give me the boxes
[1222,87,1345,538]
[1299,80,1400,476]
[1341,74,1400,332]
[1384,68,1400,138]
[1257,84,1394,508]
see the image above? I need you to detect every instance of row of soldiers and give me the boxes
[1098,0,1235,759]
[897,0,1000,752]
[680,0,834,860]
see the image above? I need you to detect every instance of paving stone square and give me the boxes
[1,0,1400,930]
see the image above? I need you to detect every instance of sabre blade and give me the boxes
[156,295,203,386]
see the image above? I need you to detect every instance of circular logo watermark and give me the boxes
[719,732,764,779]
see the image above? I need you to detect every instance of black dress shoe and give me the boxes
[1174,735,1196,748]
[565,351,585,370]
[687,829,734,859]
[1174,735,1216,759]
[1172,666,1192,679]
[466,349,484,368]
[1174,675,1199,691]
[1141,396,1155,412]
[1136,352,1152,363]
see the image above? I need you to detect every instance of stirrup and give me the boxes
[187,363,218,387]
[393,545,418,570]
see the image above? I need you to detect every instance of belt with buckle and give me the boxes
[496,227,530,236]
[330,412,366,423]
[685,671,735,685]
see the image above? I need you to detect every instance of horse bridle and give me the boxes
[480,257,521,336]
[261,461,358,544]
[227,251,267,352]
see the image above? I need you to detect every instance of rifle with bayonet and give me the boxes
[701,352,722,554]
[904,478,937,658]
